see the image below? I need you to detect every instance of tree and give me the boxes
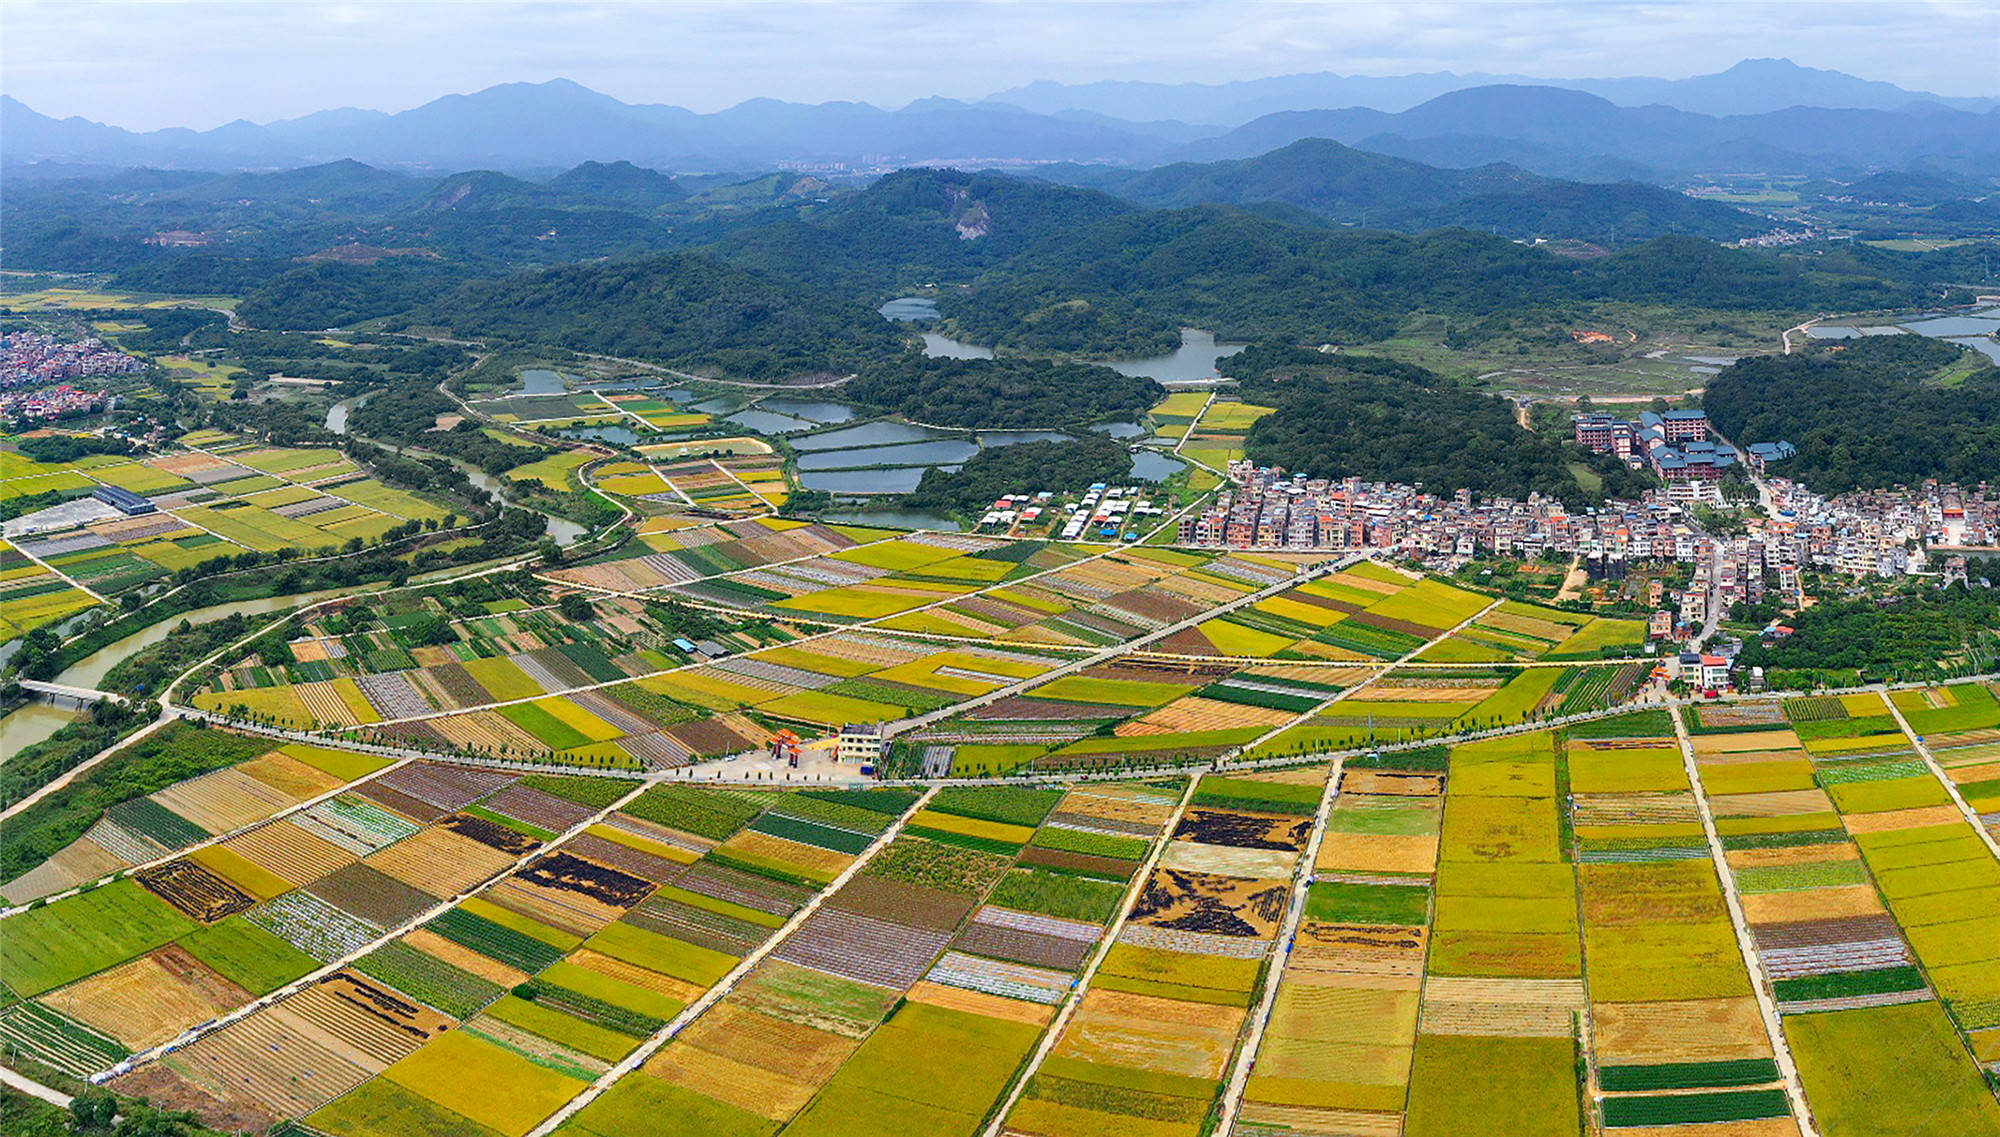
[539,538,564,567]
[558,592,594,622]
[70,1091,117,1131]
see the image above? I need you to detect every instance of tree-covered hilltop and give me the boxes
[903,434,1135,514]
[1239,354,1655,507]
[407,252,906,380]
[1703,335,2000,493]
[844,355,1163,429]
[713,167,1138,298]
[944,209,1936,354]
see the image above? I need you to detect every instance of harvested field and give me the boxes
[136,859,256,923]
[1280,924,1424,976]
[440,812,542,854]
[1130,868,1290,939]
[1057,987,1247,1080]
[151,766,297,834]
[1173,809,1312,851]
[366,826,518,896]
[291,969,454,1065]
[1160,841,1299,880]
[43,946,254,1049]
[1592,998,1775,1065]
[222,820,358,886]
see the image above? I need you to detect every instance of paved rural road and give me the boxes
[1,1064,73,1109]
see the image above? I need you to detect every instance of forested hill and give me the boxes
[407,252,905,380]
[1704,336,2000,493]
[942,212,1931,354]
[711,167,1138,296]
[1069,138,1766,244]
[1238,349,1655,507]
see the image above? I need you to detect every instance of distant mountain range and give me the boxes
[988,58,2000,124]
[1051,139,1768,242]
[3,58,1997,184]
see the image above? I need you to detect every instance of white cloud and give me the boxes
[1,0,1994,130]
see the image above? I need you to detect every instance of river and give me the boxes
[0,585,365,754]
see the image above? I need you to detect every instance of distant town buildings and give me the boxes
[1174,461,1994,603]
[0,384,116,425]
[2,332,146,387]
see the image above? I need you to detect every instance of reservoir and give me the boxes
[879,297,941,321]
[1102,329,1245,382]
[921,333,995,360]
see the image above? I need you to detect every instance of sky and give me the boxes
[5,0,1998,131]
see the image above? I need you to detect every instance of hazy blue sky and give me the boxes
[6,0,1997,130]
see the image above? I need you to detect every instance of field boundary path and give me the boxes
[1671,708,1822,1137]
[1212,754,1347,1133]
[978,774,1204,1137]
[523,786,941,1137]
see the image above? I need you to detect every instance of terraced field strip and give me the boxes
[523,786,940,1137]
[1671,729,1821,1137]
[889,553,1368,741]
[0,751,419,919]
[110,775,659,1077]
[1212,758,1347,1134]
[1640,712,1818,1135]
[977,774,1204,1137]
[1880,685,2000,863]
[1217,595,1503,768]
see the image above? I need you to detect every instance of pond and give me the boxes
[823,508,962,531]
[557,425,647,447]
[796,440,982,470]
[1950,336,2000,364]
[802,467,950,494]
[690,393,757,414]
[880,297,941,321]
[793,422,955,450]
[1093,421,1146,439]
[1808,308,2000,355]
[1130,451,1187,482]
[517,368,581,395]
[759,399,854,424]
[1102,329,1246,382]
[1902,315,2000,337]
[921,333,995,360]
[976,430,1071,446]
[725,409,819,435]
